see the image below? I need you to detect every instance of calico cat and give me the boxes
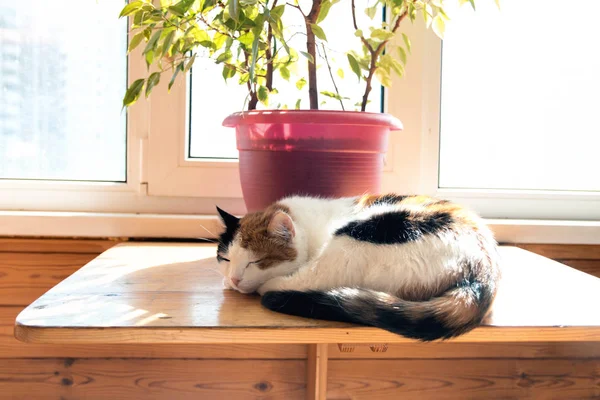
[216,194,501,341]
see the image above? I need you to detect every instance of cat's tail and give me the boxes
[261,279,496,341]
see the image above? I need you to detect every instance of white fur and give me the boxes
[219,195,487,297]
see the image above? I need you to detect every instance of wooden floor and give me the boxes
[1,238,600,399]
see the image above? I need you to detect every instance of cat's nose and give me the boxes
[231,277,241,287]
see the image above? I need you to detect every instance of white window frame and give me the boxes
[0,15,245,216]
[383,19,600,221]
[1,11,599,243]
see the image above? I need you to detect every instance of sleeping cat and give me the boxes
[216,194,501,341]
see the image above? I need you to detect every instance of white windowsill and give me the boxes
[0,211,599,244]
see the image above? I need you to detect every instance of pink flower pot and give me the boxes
[222,110,403,212]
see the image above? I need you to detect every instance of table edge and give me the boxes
[14,323,600,344]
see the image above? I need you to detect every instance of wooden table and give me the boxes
[14,244,600,399]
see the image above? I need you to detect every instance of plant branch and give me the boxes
[243,50,258,110]
[351,0,375,54]
[286,2,305,16]
[265,0,279,91]
[320,43,344,110]
[359,9,408,111]
[304,0,323,109]
[197,14,235,38]
[350,0,359,31]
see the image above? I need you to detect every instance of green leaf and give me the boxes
[295,99,301,109]
[143,27,152,41]
[145,50,154,69]
[238,72,249,84]
[168,62,184,91]
[271,4,286,19]
[280,66,291,81]
[320,90,349,100]
[123,78,145,107]
[316,0,332,24]
[468,0,476,10]
[128,32,145,53]
[354,29,363,37]
[402,33,411,54]
[216,50,232,63]
[397,46,407,65]
[213,33,228,50]
[145,72,161,97]
[229,0,239,21]
[296,78,307,90]
[161,30,176,57]
[300,51,315,64]
[310,24,327,41]
[238,31,254,47]
[222,64,236,80]
[120,1,144,18]
[184,53,196,72]
[337,68,344,79]
[423,3,433,28]
[347,53,361,81]
[365,4,378,19]
[143,30,162,55]
[432,14,446,39]
[370,29,394,41]
[190,27,210,42]
[169,0,196,16]
[257,86,268,104]
[375,68,392,87]
[249,29,260,82]
[389,58,404,77]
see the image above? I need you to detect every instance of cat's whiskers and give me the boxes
[198,223,219,240]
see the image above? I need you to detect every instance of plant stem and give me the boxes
[243,50,258,110]
[358,6,408,111]
[320,43,344,110]
[305,0,323,110]
[265,0,278,91]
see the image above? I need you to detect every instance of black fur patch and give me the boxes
[335,210,453,244]
[261,291,357,324]
[216,207,240,255]
[261,289,461,341]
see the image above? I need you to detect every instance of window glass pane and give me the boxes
[189,2,383,159]
[0,0,127,182]
[439,0,600,192]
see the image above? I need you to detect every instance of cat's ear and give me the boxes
[216,206,240,229]
[268,211,295,240]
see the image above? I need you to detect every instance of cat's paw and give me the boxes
[222,277,233,290]
[257,277,286,296]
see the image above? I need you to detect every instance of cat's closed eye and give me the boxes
[246,259,263,268]
[217,255,230,263]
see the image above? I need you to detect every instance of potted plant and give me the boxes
[120,0,475,211]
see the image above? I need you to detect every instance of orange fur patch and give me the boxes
[238,203,297,269]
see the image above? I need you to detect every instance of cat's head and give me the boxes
[215,205,303,293]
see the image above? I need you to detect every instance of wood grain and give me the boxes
[327,342,600,359]
[0,307,306,359]
[15,244,600,344]
[556,259,600,278]
[327,359,600,399]
[307,344,328,400]
[514,244,600,260]
[0,238,119,254]
[0,253,96,305]
[0,359,306,400]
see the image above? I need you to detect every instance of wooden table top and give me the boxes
[15,243,600,344]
